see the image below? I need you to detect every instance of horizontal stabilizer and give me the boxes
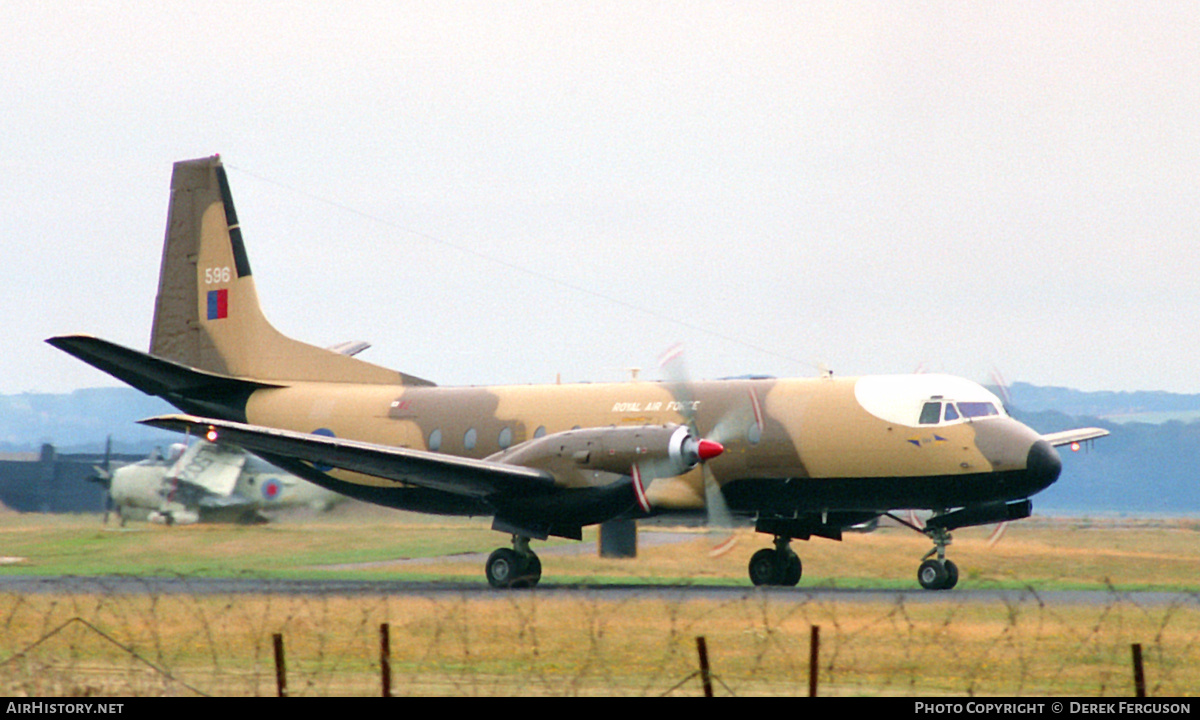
[327,341,371,357]
[1042,427,1109,447]
[139,414,558,500]
[46,334,274,421]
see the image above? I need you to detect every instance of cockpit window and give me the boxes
[958,401,999,418]
[855,375,1008,427]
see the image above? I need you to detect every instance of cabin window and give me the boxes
[428,429,442,452]
[943,403,960,422]
[498,427,513,449]
[958,401,999,418]
[919,402,942,425]
[534,426,547,439]
[464,428,477,450]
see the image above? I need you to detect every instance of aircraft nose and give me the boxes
[1025,439,1062,492]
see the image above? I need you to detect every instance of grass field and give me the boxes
[2,506,1199,591]
[0,508,1198,696]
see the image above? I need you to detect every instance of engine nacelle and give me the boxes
[488,424,723,487]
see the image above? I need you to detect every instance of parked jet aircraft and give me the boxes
[49,155,1107,590]
[91,439,344,525]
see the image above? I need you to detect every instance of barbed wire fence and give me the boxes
[0,581,1197,696]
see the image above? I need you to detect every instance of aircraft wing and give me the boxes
[1041,427,1110,447]
[139,414,558,499]
[169,441,246,496]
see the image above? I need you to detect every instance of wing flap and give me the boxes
[1042,427,1110,447]
[139,414,557,499]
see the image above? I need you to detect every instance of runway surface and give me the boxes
[0,574,1196,607]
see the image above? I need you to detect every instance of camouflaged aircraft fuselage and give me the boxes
[239,375,1060,517]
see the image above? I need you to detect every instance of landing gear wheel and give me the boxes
[748,548,802,587]
[518,552,542,588]
[486,547,542,588]
[781,552,802,587]
[941,559,958,590]
[749,549,779,586]
[486,548,520,588]
[918,559,957,590]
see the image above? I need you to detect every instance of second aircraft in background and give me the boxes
[92,439,344,526]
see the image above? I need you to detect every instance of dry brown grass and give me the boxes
[1,588,1197,696]
[4,509,1199,590]
[1,512,1199,695]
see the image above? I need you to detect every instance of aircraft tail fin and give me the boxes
[149,156,433,386]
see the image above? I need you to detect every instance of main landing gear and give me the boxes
[748,535,802,587]
[486,535,542,588]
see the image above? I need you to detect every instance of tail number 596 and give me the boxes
[205,267,231,284]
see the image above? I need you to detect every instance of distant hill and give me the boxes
[0,388,176,454]
[1003,382,1200,422]
[1011,409,1199,514]
[1,385,1196,514]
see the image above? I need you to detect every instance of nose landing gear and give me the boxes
[888,513,961,591]
[918,558,959,590]
[913,521,959,590]
[916,524,959,589]
[893,500,1034,590]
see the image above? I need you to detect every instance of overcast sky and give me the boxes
[5,2,1199,396]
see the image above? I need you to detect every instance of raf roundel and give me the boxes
[310,428,336,472]
[261,477,282,501]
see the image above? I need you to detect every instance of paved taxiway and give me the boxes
[0,575,1196,607]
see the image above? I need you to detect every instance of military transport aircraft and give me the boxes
[91,439,343,526]
[49,155,1107,590]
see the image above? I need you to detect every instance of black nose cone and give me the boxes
[1026,439,1062,493]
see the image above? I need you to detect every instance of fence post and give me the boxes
[809,625,820,697]
[381,623,392,698]
[1132,643,1146,698]
[273,633,287,698]
[695,636,713,697]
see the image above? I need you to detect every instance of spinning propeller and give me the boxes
[87,436,115,524]
[622,424,725,514]
[658,344,762,556]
